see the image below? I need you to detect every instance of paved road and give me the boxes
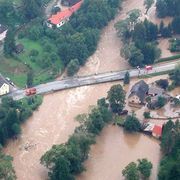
[4,61,178,101]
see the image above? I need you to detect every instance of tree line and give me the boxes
[41,84,126,179]
[156,0,180,18]
[158,120,180,179]
[0,96,42,146]
[115,7,180,68]
[3,0,123,77]
[115,12,161,67]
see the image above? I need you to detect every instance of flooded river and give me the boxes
[77,125,161,180]
[4,0,175,179]
[4,78,163,180]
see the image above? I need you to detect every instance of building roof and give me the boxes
[0,75,8,87]
[129,80,149,103]
[48,0,83,25]
[176,95,180,100]
[152,125,162,137]
[15,44,24,54]
[144,122,155,132]
[0,24,7,34]
[148,86,164,96]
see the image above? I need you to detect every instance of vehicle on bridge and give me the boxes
[145,65,153,71]
[25,88,37,96]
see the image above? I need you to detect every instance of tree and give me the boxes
[127,9,141,24]
[156,0,180,18]
[157,96,167,108]
[50,156,74,180]
[138,158,153,179]
[156,79,169,89]
[159,21,164,34]
[143,112,151,119]
[144,0,154,14]
[107,84,126,113]
[124,115,141,132]
[0,150,16,180]
[172,16,180,34]
[4,28,15,56]
[129,46,144,67]
[169,65,180,86]
[160,120,175,154]
[21,0,43,20]
[142,43,161,65]
[67,59,80,76]
[122,162,139,180]
[124,71,130,84]
[27,69,34,87]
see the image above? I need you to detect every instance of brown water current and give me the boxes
[3,0,177,179]
[4,77,165,180]
[77,125,161,180]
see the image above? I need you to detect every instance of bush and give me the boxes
[29,49,39,57]
[124,115,141,132]
[67,59,80,76]
[156,79,169,89]
[143,112,151,119]
[157,96,167,108]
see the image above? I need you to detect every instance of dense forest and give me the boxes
[156,0,180,18]
[158,120,180,179]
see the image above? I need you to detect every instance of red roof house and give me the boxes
[47,1,83,28]
[152,125,162,138]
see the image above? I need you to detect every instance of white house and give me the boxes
[47,0,83,28]
[0,24,8,41]
[0,75,10,96]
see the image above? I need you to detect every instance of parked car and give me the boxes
[25,88,37,96]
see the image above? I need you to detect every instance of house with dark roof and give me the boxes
[47,0,83,28]
[0,75,10,96]
[128,80,149,105]
[0,24,8,41]
[15,44,24,54]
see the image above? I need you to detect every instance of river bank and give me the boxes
[3,0,179,179]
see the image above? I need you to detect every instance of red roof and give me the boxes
[152,125,162,136]
[48,1,83,25]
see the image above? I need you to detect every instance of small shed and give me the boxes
[15,44,24,54]
[152,125,162,138]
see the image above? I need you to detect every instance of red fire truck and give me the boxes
[145,65,153,71]
[25,88,37,96]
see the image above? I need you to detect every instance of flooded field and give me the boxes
[77,125,161,180]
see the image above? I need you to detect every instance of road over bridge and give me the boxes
[3,61,179,101]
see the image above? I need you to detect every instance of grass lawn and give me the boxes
[0,38,63,88]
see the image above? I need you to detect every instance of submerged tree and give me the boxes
[107,84,126,113]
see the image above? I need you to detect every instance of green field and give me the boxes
[0,38,63,88]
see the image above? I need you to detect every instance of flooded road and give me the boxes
[77,125,161,180]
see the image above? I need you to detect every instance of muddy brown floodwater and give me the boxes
[3,0,175,179]
[4,77,163,180]
[77,125,161,180]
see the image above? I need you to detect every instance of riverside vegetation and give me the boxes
[1,0,122,87]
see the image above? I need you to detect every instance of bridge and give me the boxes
[2,61,179,101]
